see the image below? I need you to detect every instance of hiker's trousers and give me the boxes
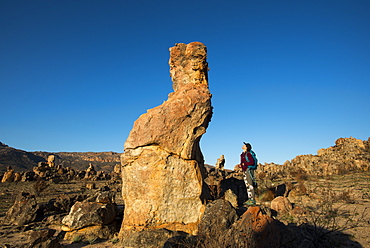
[243,170,255,200]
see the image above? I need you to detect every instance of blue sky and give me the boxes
[1,0,369,170]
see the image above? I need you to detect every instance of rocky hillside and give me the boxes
[0,142,45,172]
[258,137,370,180]
[0,142,121,173]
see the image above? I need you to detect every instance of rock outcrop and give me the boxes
[223,206,287,248]
[1,166,15,183]
[270,196,293,213]
[258,137,370,180]
[26,228,61,248]
[119,42,212,238]
[2,192,40,226]
[61,191,119,241]
[198,199,238,240]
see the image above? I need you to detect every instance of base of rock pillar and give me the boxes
[120,222,199,236]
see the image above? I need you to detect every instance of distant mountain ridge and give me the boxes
[0,142,121,173]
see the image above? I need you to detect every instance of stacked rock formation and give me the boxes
[119,42,212,236]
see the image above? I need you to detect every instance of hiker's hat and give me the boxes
[243,142,252,150]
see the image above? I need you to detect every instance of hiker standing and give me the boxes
[238,142,258,205]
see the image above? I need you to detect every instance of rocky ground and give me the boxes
[0,180,123,248]
[261,171,370,248]
[0,171,369,247]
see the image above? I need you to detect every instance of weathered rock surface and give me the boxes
[215,155,225,170]
[122,228,189,248]
[60,191,119,241]
[270,196,293,213]
[47,155,57,168]
[41,194,87,216]
[62,200,117,230]
[63,223,118,241]
[25,228,61,248]
[223,206,285,248]
[119,42,212,237]
[124,42,211,160]
[1,169,15,182]
[198,199,238,239]
[2,192,40,226]
[224,189,238,208]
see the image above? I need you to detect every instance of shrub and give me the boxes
[72,235,82,243]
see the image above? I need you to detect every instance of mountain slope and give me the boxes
[0,142,45,172]
[0,142,121,173]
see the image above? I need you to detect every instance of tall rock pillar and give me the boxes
[119,42,212,237]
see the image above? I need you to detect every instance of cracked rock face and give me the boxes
[119,42,212,236]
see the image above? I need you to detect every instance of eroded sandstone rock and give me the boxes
[198,199,238,239]
[224,206,285,248]
[270,196,293,213]
[61,195,117,230]
[119,42,212,237]
[122,229,189,248]
[2,192,40,226]
[63,224,118,241]
[26,228,61,248]
[1,166,15,183]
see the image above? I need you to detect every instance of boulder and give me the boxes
[2,192,40,226]
[14,172,22,182]
[113,163,121,174]
[25,228,61,248]
[47,155,57,168]
[85,191,115,204]
[270,196,293,213]
[61,201,117,230]
[223,206,286,248]
[122,229,188,248]
[198,199,238,239]
[86,163,95,172]
[44,194,88,214]
[22,171,35,182]
[119,42,212,236]
[215,155,225,170]
[224,189,238,208]
[85,182,96,189]
[1,169,15,182]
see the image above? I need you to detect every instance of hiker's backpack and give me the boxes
[247,150,258,170]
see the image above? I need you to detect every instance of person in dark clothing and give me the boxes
[238,142,257,205]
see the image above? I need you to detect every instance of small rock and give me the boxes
[1,170,15,183]
[224,189,238,208]
[26,228,60,248]
[270,196,293,213]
